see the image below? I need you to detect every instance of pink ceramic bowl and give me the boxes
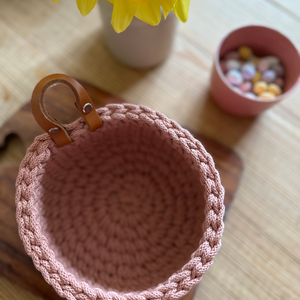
[211,25,300,116]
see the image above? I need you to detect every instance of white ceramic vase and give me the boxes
[99,0,178,69]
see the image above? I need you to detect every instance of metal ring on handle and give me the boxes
[31,74,103,147]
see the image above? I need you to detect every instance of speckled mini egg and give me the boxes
[226,59,240,71]
[239,81,252,93]
[253,81,268,95]
[226,69,243,86]
[252,71,262,84]
[238,46,253,60]
[268,83,282,96]
[258,91,276,100]
[257,58,270,72]
[262,70,276,83]
[241,64,256,80]
[265,56,280,67]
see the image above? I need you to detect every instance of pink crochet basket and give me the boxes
[16,74,225,300]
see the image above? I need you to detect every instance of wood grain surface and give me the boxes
[0,81,241,300]
[0,0,299,299]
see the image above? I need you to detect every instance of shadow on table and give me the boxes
[195,88,258,148]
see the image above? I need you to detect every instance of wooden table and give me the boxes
[0,0,299,299]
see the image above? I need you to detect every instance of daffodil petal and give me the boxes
[173,0,190,22]
[77,0,98,16]
[158,0,176,12]
[135,0,161,26]
[111,0,138,33]
[52,0,58,2]
[163,8,169,19]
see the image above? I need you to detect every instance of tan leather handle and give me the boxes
[31,74,103,147]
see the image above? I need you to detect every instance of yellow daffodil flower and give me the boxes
[52,0,190,33]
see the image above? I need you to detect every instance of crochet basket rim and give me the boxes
[16,104,225,300]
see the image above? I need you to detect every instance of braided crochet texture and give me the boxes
[16,104,225,300]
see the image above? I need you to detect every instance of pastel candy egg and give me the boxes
[258,91,276,100]
[238,46,253,60]
[226,59,240,71]
[241,64,256,80]
[252,71,261,84]
[262,70,276,83]
[272,64,285,77]
[224,51,240,60]
[226,69,243,86]
[275,77,284,88]
[265,56,280,67]
[220,60,227,73]
[239,81,252,93]
[257,58,270,72]
[268,83,282,96]
[253,81,268,95]
[244,92,257,99]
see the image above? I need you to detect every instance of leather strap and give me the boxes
[31,74,103,147]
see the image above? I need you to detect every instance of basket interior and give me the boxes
[36,120,206,293]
